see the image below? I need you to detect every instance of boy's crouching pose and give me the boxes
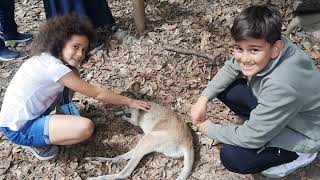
[191,5,320,178]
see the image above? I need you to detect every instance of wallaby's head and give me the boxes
[122,108,141,126]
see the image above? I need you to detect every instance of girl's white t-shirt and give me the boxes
[0,53,72,131]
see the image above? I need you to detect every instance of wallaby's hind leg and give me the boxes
[85,148,136,163]
[87,134,158,180]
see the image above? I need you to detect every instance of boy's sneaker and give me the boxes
[0,47,20,61]
[1,33,33,46]
[22,145,60,161]
[261,152,318,178]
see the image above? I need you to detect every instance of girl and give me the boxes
[0,14,150,161]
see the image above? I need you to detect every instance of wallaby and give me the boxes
[86,102,194,180]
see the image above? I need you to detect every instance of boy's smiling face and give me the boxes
[233,38,283,77]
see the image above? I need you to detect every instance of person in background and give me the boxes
[191,5,320,178]
[42,0,115,55]
[0,0,32,61]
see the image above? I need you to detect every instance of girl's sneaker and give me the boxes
[261,152,318,178]
[22,145,60,161]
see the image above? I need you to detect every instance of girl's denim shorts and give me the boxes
[0,88,80,147]
[0,108,52,146]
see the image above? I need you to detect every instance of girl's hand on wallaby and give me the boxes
[128,99,151,111]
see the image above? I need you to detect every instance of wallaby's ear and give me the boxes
[131,82,141,93]
[121,82,141,99]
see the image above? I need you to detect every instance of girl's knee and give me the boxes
[78,118,94,139]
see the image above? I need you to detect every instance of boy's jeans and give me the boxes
[216,78,298,174]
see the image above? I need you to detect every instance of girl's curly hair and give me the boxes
[30,13,95,59]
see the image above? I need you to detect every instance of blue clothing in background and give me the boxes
[42,0,115,28]
[0,41,5,49]
[0,0,18,39]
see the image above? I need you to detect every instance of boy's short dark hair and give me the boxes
[30,13,95,58]
[231,5,282,44]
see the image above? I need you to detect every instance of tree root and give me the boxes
[164,45,217,61]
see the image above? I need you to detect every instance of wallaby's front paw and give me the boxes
[103,157,120,163]
[86,176,106,180]
[212,139,221,146]
[87,174,123,180]
[85,157,120,163]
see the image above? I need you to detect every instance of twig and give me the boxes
[164,45,217,61]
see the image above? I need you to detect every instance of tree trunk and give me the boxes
[132,0,145,34]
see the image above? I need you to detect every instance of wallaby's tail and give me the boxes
[176,145,194,180]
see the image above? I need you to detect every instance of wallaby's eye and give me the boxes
[124,112,131,118]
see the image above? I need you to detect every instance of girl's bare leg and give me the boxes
[48,115,94,145]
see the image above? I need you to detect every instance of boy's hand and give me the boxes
[196,120,210,135]
[196,120,222,145]
[128,99,151,111]
[191,96,209,124]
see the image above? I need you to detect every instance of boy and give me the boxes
[191,5,320,178]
